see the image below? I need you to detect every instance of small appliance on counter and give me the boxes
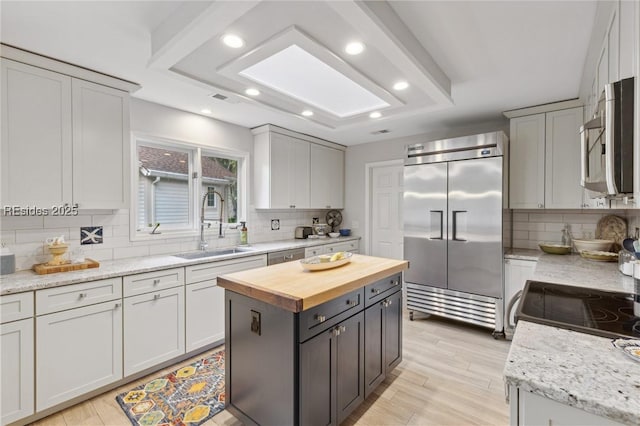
[0,243,15,275]
[294,226,313,239]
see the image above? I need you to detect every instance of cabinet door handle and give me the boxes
[339,325,346,333]
[78,293,87,299]
[372,288,381,295]
[153,294,161,300]
[346,299,356,307]
[333,327,340,336]
[153,279,160,285]
[538,203,544,208]
[114,303,121,309]
[391,279,399,286]
[284,254,294,260]
[315,314,326,323]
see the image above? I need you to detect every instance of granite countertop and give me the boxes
[0,236,360,295]
[218,254,408,312]
[504,252,639,425]
[504,248,542,261]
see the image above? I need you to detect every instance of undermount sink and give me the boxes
[173,247,255,260]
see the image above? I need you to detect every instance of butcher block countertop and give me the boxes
[217,254,408,313]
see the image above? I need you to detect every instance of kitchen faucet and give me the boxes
[200,189,225,250]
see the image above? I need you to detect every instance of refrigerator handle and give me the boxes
[429,210,443,240]
[452,210,467,241]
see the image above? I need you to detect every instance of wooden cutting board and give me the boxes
[33,259,100,275]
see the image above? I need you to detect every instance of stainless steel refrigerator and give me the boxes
[403,131,509,336]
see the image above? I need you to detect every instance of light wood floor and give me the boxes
[30,313,511,426]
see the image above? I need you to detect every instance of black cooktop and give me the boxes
[516,281,640,339]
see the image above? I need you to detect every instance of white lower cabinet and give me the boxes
[1,318,34,425]
[185,255,267,352]
[36,300,122,411]
[124,286,185,376]
[513,387,624,426]
[186,280,225,352]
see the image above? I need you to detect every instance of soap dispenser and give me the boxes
[240,222,248,245]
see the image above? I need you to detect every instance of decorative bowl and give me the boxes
[538,242,571,255]
[573,239,614,253]
[300,252,353,271]
[339,229,351,237]
[579,250,619,262]
[328,232,340,238]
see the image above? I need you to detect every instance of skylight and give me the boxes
[239,44,389,118]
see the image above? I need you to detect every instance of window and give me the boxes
[133,136,246,237]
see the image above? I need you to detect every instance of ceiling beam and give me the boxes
[326,0,452,106]
[148,0,261,69]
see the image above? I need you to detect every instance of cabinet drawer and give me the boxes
[324,240,359,253]
[365,273,402,307]
[123,267,184,297]
[36,278,122,315]
[304,246,325,257]
[1,292,34,323]
[185,255,266,285]
[298,288,363,342]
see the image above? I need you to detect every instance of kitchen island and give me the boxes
[504,254,640,426]
[218,254,408,426]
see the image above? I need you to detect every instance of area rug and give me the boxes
[116,350,225,426]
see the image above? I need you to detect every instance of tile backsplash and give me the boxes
[512,209,640,250]
[1,208,329,271]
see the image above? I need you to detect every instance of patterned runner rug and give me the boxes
[116,350,225,426]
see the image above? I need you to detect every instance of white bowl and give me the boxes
[328,232,340,238]
[573,239,614,253]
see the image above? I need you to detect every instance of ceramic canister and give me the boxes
[0,246,15,275]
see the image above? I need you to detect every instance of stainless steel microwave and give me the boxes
[580,77,635,197]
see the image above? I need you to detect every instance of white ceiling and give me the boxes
[0,1,597,145]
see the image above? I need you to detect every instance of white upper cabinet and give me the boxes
[310,143,344,209]
[1,48,136,210]
[509,106,585,209]
[509,113,546,209]
[254,130,310,209]
[72,79,130,209]
[253,125,345,210]
[1,59,73,207]
[544,107,584,209]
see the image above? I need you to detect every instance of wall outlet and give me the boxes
[271,219,280,230]
[80,226,103,245]
[351,220,359,229]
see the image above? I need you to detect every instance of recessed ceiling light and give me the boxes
[393,81,409,91]
[369,111,382,119]
[164,152,171,156]
[201,109,212,114]
[245,88,260,96]
[345,42,365,55]
[222,34,244,48]
[301,110,314,117]
[179,160,186,163]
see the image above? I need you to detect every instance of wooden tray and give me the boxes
[33,259,100,275]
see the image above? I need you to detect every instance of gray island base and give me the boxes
[217,254,408,425]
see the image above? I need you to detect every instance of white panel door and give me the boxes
[36,301,122,411]
[72,79,129,209]
[544,107,584,208]
[1,318,34,425]
[1,59,72,207]
[124,287,185,376]
[509,114,546,209]
[186,280,225,352]
[370,163,403,259]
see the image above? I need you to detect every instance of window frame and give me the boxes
[130,133,249,241]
